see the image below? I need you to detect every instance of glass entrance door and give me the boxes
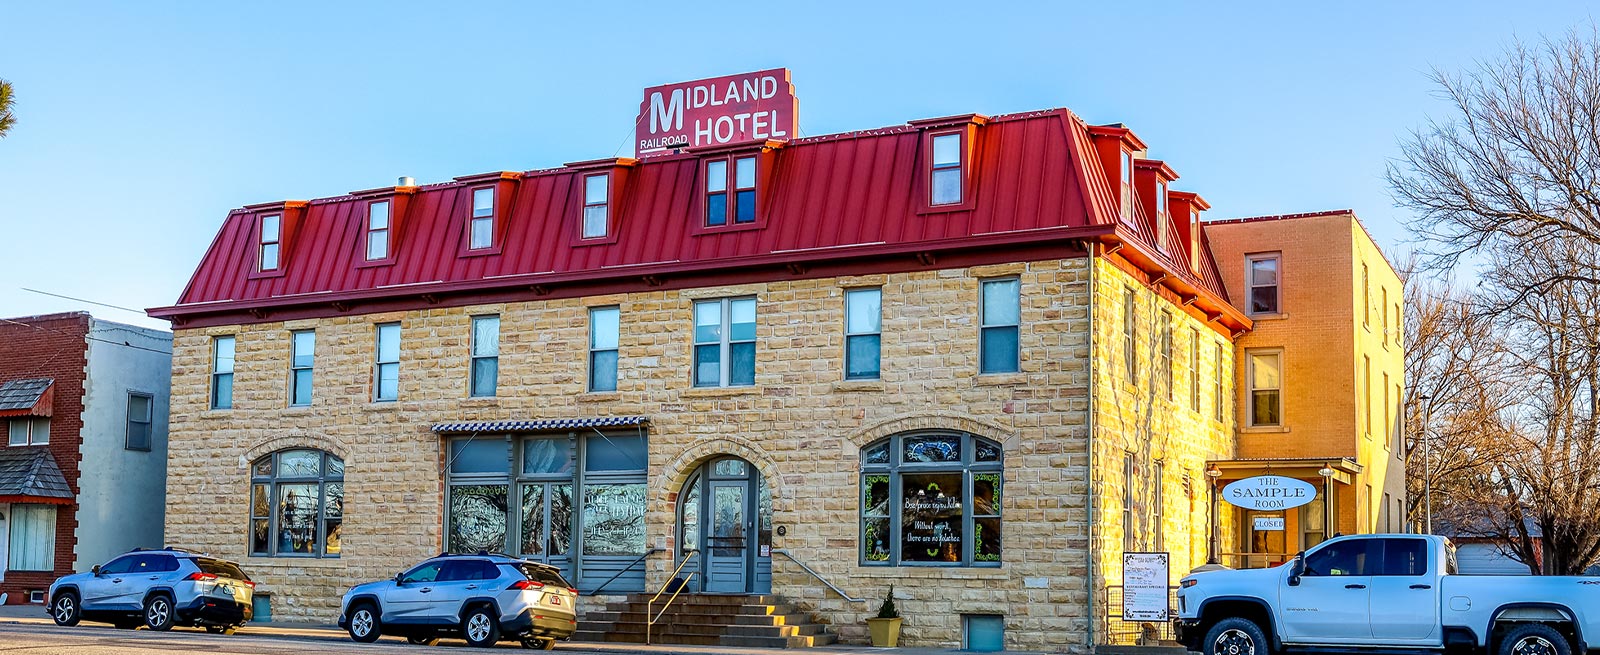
[705,481,748,592]
[677,457,771,594]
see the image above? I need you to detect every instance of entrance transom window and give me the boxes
[676,456,772,593]
[860,431,1002,567]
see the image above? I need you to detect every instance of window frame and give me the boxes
[289,329,314,407]
[1247,348,1283,428]
[7,417,49,446]
[1155,181,1170,250]
[211,335,236,411]
[929,131,965,206]
[1246,253,1282,316]
[859,431,1002,567]
[692,297,757,388]
[1119,150,1135,222]
[1123,452,1138,551]
[1123,287,1139,382]
[468,186,497,251]
[360,200,392,264]
[1159,311,1174,401]
[126,391,154,451]
[700,155,760,228]
[8,504,56,572]
[1214,342,1226,422]
[469,315,501,398]
[978,278,1021,375]
[258,214,282,272]
[581,173,610,240]
[844,287,883,381]
[588,306,621,392]
[1188,328,1201,412]
[249,449,344,558]
[1363,355,1372,438]
[373,322,401,403]
[1362,262,1371,329]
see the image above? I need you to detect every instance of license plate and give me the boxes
[219,585,232,594]
[549,596,561,606]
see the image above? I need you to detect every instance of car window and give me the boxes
[137,555,180,573]
[401,561,445,584]
[517,563,573,588]
[439,560,493,582]
[1380,539,1428,576]
[1304,539,1375,576]
[99,556,138,575]
[196,558,250,580]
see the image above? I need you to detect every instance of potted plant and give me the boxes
[866,584,903,647]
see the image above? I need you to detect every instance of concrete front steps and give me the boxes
[575,593,837,648]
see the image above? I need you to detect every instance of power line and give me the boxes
[0,316,173,356]
[21,288,149,316]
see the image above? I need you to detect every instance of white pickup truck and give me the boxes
[1176,534,1600,655]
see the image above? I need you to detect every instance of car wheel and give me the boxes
[50,593,81,627]
[1499,624,1571,655]
[143,595,175,632]
[347,604,381,643]
[1204,617,1269,655]
[408,635,441,645]
[462,606,501,648]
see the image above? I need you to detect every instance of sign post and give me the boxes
[1122,552,1170,622]
[635,69,798,157]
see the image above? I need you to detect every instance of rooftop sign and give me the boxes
[636,68,798,157]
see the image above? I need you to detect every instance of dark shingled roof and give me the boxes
[0,448,73,500]
[0,378,52,412]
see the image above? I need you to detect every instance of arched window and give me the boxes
[860,431,1001,567]
[250,449,344,558]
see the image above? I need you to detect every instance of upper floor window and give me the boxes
[1155,182,1169,248]
[980,279,1021,374]
[365,201,390,261]
[289,330,314,407]
[1362,262,1371,328]
[258,215,281,271]
[1120,150,1134,221]
[861,431,1002,567]
[1123,288,1139,381]
[374,323,400,402]
[1381,286,1390,348]
[582,174,609,239]
[211,335,235,410]
[1159,311,1174,401]
[931,133,963,205]
[470,315,500,398]
[1247,253,1281,315]
[1188,329,1201,412]
[1248,349,1282,427]
[126,392,153,451]
[1214,342,1226,422]
[705,157,757,226]
[7,418,48,446]
[470,187,495,249]
[845,288,883,380]
[589,306,620,392]
[693,297,755,387]
[250,449,344,558]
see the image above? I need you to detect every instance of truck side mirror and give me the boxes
[91,564,101,575]
[1287,556,1304,586]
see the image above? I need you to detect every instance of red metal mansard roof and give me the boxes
[149,108,1248,334]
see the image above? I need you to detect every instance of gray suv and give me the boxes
[47,548,255,633]
[339,553,578,649]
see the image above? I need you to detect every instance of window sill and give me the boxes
[833,380,885,393]
[1249,312,1289,321]
[1240,425,1290,434]
[975,372,1026,386]
[578,392,622,403]
[245,555,345,568]
[681,386,761,398]
[852,565,1007,579]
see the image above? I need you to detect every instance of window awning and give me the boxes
[0,378,54,418]
[431,416,648,435]
[0,448,74,505]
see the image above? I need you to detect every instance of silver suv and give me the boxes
[47,548,255,633]
[339,553,578,649]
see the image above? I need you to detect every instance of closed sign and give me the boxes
[1254,517,1286,531]
[1223,475,1317,510]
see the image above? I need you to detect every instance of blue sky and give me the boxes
[0,1,1593,330]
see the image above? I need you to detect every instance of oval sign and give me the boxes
[1222,475,1317,511]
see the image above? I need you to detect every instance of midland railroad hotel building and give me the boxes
[149,73,1404,651]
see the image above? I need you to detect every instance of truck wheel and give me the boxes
[1204,618,1269,655]
[1499,624,1570,655]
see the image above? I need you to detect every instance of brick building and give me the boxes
[148,90,1392,649]
[0,313,171,604]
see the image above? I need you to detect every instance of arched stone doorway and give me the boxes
[676,456,771,593]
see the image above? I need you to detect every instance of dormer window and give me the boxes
[470,187,495,249]
[705,156,757,226]
[583,174,609,239]
[1119,150,1134,221]
[365,201,390,261]
[259,215,281,271]
[931,133,963,205]
[1156,181,1170,248]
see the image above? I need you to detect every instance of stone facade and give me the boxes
[164,255,1236,651]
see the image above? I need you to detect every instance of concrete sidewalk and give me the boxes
[0,603,1060,654]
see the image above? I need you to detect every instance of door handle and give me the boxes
[1410,584,1432,590]
[112,578,123,584]
[149,576,159,580]
[1345,584,1367,589]
[419,587,432,593]
[465,585,479,590]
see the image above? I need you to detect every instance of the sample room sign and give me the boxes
[636,69,798,156]
[1222,475,1317,511]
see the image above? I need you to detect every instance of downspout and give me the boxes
[1084,241,1098,651]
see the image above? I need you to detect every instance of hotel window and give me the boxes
[1152,460,1165,549]
[470,315,500,398]
[1189,328,1201,412]
[1363,356,1372,437]
[1362,263,1371,328]
[1123,288,1138,381]
[1395,383,1404,453]
[1119,150,1134,221]
[7,418,48,446]
[258,214,281,271]
[9,505,56,571]
[126,392,153,451]
[860,431,1001,567]
[1381,287,1390,348]
[1382,372,1391,449]
[374,323,400,402]
[845,288,883,380]
[589,306,620,392]
[1159,312,1174,400]
[931,133,963,205]
[704,156,757,226]
[693,297,756,387]
[1122,453,1137,551]
[1214,343,1225,422]
[1155,181,1170,248]
[211,335,235,410]
[582,173,609,239]
[979,279,1020,374]
[289,330,314,407]
[249,449,344,558]
[470,187,495,249]
[365,201,390,261]
[1247,253,1280,315]
[1248,350,1282,427]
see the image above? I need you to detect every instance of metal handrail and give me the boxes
[646,549,699,645]
[771,548,866,603]
[589,547,665,596]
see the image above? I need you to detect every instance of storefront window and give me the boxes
[249,449,344,558]
[583,484,646,555]
[860,431,1002,567]
[449,484,508,553]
